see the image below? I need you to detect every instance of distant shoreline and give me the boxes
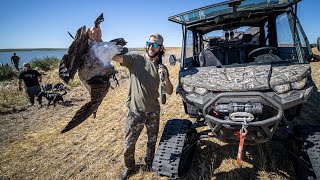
[0,47,181,53]
[0,48,68,52]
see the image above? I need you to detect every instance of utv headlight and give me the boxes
[273,83,291,94]
[182,84,194,93]
[291,77,308,90]
[194,87,208,95]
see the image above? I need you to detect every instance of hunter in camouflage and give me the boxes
[112,33,173,180]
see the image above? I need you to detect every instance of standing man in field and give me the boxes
[18,63,43,108]
[11,52,20,71]
[112,33,173,180]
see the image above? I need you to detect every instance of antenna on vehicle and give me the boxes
[228,0,243,17]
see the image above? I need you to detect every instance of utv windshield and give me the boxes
[182,4,311,68]
[169,0,297,25]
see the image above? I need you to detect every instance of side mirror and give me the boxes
[317,37,320,51]
[169,55,177,66]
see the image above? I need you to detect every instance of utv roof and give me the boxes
[169,0,300,30]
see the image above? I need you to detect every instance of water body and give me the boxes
[0,48,141,67]
[0,50,67,66]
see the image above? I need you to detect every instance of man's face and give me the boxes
[146,36,161,58]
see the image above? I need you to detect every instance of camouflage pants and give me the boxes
[124,110,160,170]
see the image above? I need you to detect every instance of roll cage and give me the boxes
[169,0,313,69]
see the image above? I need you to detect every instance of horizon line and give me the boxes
[0,47,181,52]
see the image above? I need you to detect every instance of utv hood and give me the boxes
[180,64,310,92]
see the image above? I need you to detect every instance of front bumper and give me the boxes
[202,92,284,144]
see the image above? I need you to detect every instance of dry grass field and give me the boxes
[0,48,319,179]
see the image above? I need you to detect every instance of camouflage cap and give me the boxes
[148,33,164,45]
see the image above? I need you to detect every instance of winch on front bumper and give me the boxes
[202,92,284,145]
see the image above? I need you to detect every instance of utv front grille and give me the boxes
[203,92,284,144]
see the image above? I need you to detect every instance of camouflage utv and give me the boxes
[152,0,320,179]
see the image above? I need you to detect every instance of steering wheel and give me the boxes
[248,47,278,59]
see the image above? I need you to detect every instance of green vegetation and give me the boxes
[0,56,60,81]
[30,56,60,71]
[0,64,17,81]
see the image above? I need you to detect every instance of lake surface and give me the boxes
[0,48,140,67]
[0,50,67,66]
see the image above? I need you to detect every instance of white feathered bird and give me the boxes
[59,26,127,133]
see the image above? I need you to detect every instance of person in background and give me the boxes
[11,52,20,70]
[18,63,42,108]
[112,33,173,180]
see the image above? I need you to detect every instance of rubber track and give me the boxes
[152,119,191,179]
[298,125,320,179]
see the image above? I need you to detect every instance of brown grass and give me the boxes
[0,82,26,110]
[0,47,319,179]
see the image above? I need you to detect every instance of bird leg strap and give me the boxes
[105,66,119,87]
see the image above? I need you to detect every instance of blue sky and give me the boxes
[0,0,319,49]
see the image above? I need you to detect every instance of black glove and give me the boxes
[109,38,127,46]
[110,38,128,55]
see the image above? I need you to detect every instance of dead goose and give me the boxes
[59,19,127,133]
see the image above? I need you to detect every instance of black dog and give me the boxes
[38,83,67,108]
[43,83,65,92]
[53,83,65,91]
[38,90,67,108]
